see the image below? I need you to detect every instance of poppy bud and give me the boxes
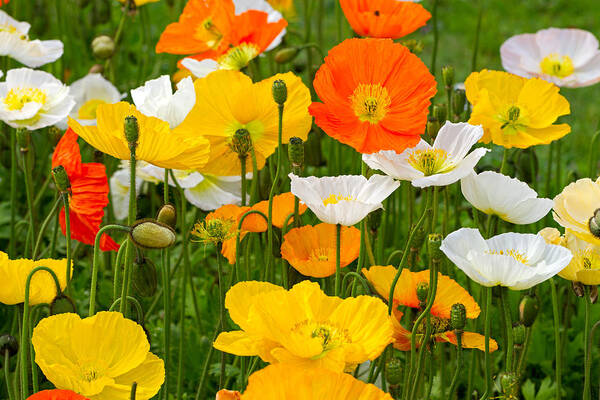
[91,35,115,60]
[274,47,299,64]
[426,117,440,139]
[49,294,77,315]
[16,128,29,152]
[416,281,429,304]
[231,128,253,159]
[512,323,526,346]
[400,39,424,54]
[433,105,447,124]
[450,303,466,331]
[52,165,71,193]
[385,357,403,386]
[130,219,176,249]
[124,115,139,150]
[518,294,539,327]
[272,79,288,105]
[156,204,177,229]
[0,334,18,358]
[133,257,158,298]
[572,281,585,297]
[428,233,443,263]
[452,88,466,117]
[288,137,304,172]
[500,372,518,398]
[442,65,455,89]
[588,208,600,239]
[410,225,426,251]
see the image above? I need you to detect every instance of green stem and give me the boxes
[4,350,14,400]
[113,240,128,301]
[447,331,463,400]
[471,0,483,72]
[583,286,592,400]
[216,244,226,388]
[549,278,562,399]
[430,0,440,78]
[109,296,144,322]
[160,170,170,400]
[62,193,72,295]
[32,196,61,260]
[516,326,532,376]
[240,156,247,206]
[480,286,492,400]
[500,287,514,372]
[9,128,17,258]
[334,223,342,296]
[587,126,600,178]
[21,134,35,258]
[130,382,137,400]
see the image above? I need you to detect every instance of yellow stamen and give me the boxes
[322,194,354,206]
[497,105,528,136]
[407,148,453,176]
[486,249,529,264]
[350,83,391,124]
[540,54,574,78]
[195,18,223,49]
[77,99,106,120]
[310,248,330,262]
[292,319,352,358]
[218,43,260,71]
[4,87,47,111]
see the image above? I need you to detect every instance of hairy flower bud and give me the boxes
[130,219,176,249]
[156,204,177,229]
[572,281,585,297]
[589,208,600,239]
[0,334,18,358]
[452,88,466,117]
[442,65,455,89]
[512,323,526,346]
[450,303,466,331]
[91,35,115,60]
[416,281,429,305]
[132,257,158,298]
[274,47,299,64]
[272,79,288,105]
[288,137,304,171]
[428,233,444,263]
[124,115,139,150]
[50,294,77,315]
[433,104,447,124]
[52,165,71,193]
[385,357,403,386]
[410,225,426,251]
[426,117,440,139]
[519,295,539,327]
[231,128,253,159]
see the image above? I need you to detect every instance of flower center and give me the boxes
[3,87,47,111]
[80,366,102,382]
[350,83,391,124]
[497,105,528,136]
[78,99,106,120]
[577,248,600,270]
[310,248,330,262]
[486,248,529,264]
[0,24,18,34]
[292,320,352,358]
[195,17,223,49]
[416,316,450,334]
[407,148,453,176]
[218,43,260,70]
[540,54,574,78]
[322,194,355,206]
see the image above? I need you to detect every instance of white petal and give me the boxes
[412,147,489,188]
[181,58,220,79]
[433,121,484,163]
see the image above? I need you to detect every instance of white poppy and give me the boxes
[233,0,286,51]
[0,68,74,130]
[110,168,144,220]
[289,173,400,226]
[180,58,220,79]
[137,161,205,188]
[363,122,489,188]
[0,10,63,68]
[56,73,122,129]
[501,28,600,88]
[131,75,195,129]
[440,228,572,290]
[461,171,552,224]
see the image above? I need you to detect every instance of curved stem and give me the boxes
[108,296,144,322]
[113,239,128,301]
[4,350,14,400]
[341,272,371,295]
[500,287,514,372]
[334,224,342,296]
[21,134,35,258]
[479,286,492,400]
[62,194,72,295]
[549,278,562,399]
[32,196,61,260]
[240,156,247,207]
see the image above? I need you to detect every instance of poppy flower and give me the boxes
[310,38,436,154]
[0,251,69,306]
[250,192,307,229]
[281,223,360,277]
[465,69,570,148]
[52,128,119,251]
[68,102,210,170]
[213,280,393,372]
[501,28,600,88]
[362,265,496,352]
[233,0,286,51]
[363,122,489,188]
[461,171,552,224]
[27,390,90,400]
[0,10,63,68]
[440,228,573,290]
[177,70,311,175]
[32,312,165,400]
[553,177,600,245]
[340,0,431,39]
[216,389,241,400]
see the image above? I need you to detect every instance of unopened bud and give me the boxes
[416,281,429,304]
[512,323,526,346]
[124,116,139,150]
[590,284,598,304]
[274,47,299,64]
[385,358,403,386]
[91,35,115,60]
[231,128,252,159]
[49,294,77,315]
[426,117,440,139]
[410,225,426,251]
[156,204,177,229]
[452,89,466,117]
[52,165,71,193]
[428,233,443,262]
[400,39,424,54]
[519,295,539,327]
[130,219,176,249]
[272,79,287,105]
[588,208,600,239]
[288,137,304,171]
[0,334,18,358]
[450,303,466,331]
[433,105,447,124]
[442,65,455,89]
[132,257,158,298]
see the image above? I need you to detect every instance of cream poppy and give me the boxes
[289,173,400,226]
[363,122,489,188]
[440,228,572,290]
[461,171,552,224]
[501,28,600,88]
[553,177,600,245]
[0,68,74,130]
[0,10,63,68]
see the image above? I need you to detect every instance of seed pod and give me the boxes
[231,128,253,159]
[50,294,77,315]
[0,334,18,358]
[288,137,304,172]
[132,257,158,298]
[272,79,288,105]
[156,204,177,229]
[433,105,447,124]
[416,281,429,304]
[426,117,440,139]
[428,233,444,263]
[385,357,403,386]
[519,294,539,327]
[130,219,176,249]
[124,115,139,149]
[91,35,115,59]
[52,165,71,193]
[589,208,600,239]
[512,323,526,346]
[274,47,299,64]
[450,303,466,331]
[410,225,426,251]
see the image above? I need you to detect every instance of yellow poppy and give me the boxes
[0,252,69,306]
[213,280,392,372]
[68,102,210,170]
[553,177,600,245]
[465,69,570,148]
[178,70,312,176]
[32,311,164,400]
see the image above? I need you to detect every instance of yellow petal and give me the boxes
[97,353,165,400]
[518,78,570,128]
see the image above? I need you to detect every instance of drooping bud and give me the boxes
[518,294,539,327]
[274,47,299,64]
[272,79,288,105]
[91,35,115,60]
[433,105,447,124]
[288,137,304,172]
[452,88,466,117]
[50,294,77,315]
[0,334,18,358]
[16,128,30,152]
[52,165,71,193]
[130,219,176,249]
[124,115,139,151]
[156,204,177,229]
[450,303,466,331]
[385,357,403,386]
[572,281,585,297]
[132,257,158,298]
[426,116,440,139]
[400,39,424,54]
[588,208,600,239]
[441,65,455,89]
[512,323,526,346]
[428,233,444,263]
[231,128,253,159]
[416,281,429,305]
[590,284,598,304]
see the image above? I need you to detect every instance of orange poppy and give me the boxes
[310,38,436,154]
[26,389,90,400]
[216,389,242,400]
[156,0,236,55]
[52,128,119,252]
[281,223,360,277]
[251,192,307,229]
[340,0,431,39]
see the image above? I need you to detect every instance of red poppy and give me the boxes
[52,128,119,252]
[27,389,89,400]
